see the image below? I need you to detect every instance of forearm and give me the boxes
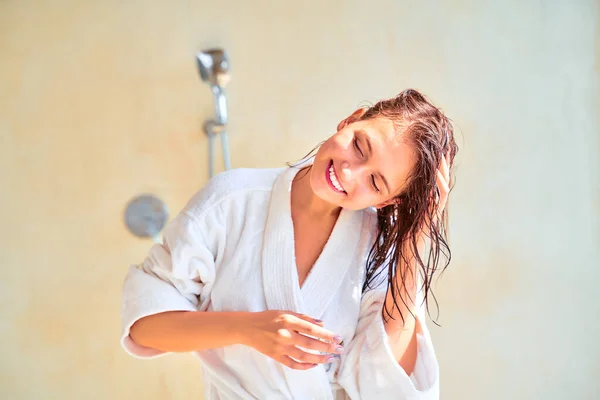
[129,310,249,353]
[383,233,427,374]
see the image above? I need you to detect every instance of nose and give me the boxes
[339,161,352,181]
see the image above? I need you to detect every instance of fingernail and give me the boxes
[326,356,334,362]
[315,319,324,324]
[333,335,343,344]
[335,345,344,354]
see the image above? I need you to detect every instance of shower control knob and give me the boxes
[124,194,169,239]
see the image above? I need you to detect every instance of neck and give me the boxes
[291,166,341,219]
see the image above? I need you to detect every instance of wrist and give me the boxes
[229,311,254,346]
[186,311,254,348]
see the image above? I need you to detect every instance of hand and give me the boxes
[417,152,451,242]
[436,154,450,215]
[240,310,344,370]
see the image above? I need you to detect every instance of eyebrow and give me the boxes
[361,132,391,194]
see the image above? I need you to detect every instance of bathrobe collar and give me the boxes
[262,162,366,319]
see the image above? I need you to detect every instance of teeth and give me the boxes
[329,165,344,192]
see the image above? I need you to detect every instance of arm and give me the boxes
[128,302,342,370]
[129,310,249,353]
[385,150,451,374]
[121,196,340,367]
[120,207,223,358]
[336,224,439,398]
[382,233,426,375]
[336,283,439,400]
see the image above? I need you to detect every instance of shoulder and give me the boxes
[182,167,284,218]
[200,167,282,195]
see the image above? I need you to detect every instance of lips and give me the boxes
[326,161,346,194]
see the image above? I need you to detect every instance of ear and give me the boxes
[374,197,401,209]
[337,107,368,132]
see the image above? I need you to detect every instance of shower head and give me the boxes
[196,48,231,88]
[196,48,230,124]
[196,48,232,174]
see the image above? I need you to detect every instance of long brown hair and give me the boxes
[360,89,458,325]
[291,89,458,324]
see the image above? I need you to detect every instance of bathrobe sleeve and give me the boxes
[120,199,224,359]
[337,287,440,400]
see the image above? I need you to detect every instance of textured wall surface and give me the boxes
[1,1,598,399]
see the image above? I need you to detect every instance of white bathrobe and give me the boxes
[121,165,440,400]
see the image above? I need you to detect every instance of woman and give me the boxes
[120,89,457,399]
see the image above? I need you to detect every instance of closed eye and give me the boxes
[353,137,364,158]
[371,176,380,192]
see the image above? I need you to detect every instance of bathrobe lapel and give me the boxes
[261,166,305,314]
[261,165,366,400]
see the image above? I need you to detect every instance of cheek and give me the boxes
[347,186,379,208]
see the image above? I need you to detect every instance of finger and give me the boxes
[436,170,449,212]
[280,356,318,370]
[444,152,453,186]
[286,346,335,364]
[292,332,344,354]
[436,170,450,194]
[289,312,325,327]
[439,154,450,181]
[286,316,340,343]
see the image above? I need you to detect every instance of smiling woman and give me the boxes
[121,89,457,399]
[304,90,456,318]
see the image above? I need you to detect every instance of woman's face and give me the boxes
[310,109,417,211]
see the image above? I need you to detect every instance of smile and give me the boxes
[326,161,346,194]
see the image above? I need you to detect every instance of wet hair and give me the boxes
[360,89,458,325]
[291,89,458,325]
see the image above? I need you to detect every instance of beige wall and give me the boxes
[1,1,598,399]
